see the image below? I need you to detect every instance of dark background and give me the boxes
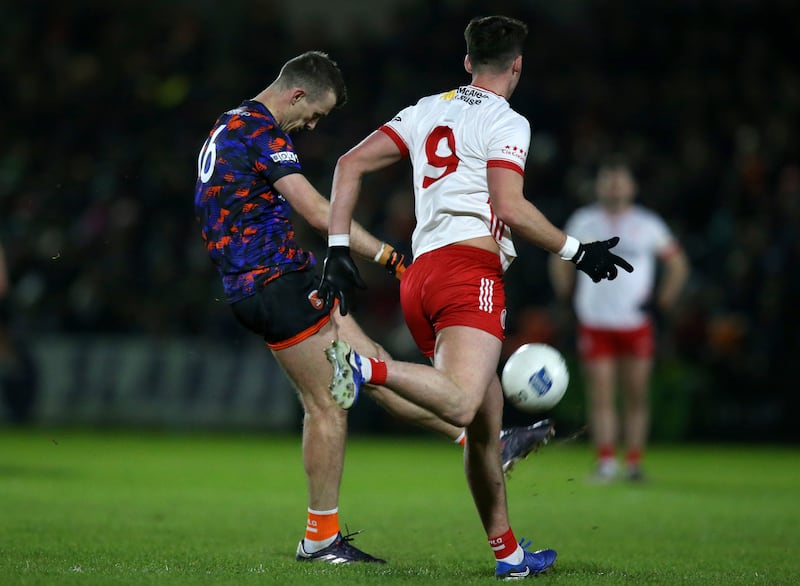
[2,0,798,440]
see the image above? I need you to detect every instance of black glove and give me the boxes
[319,246,367,316]
[571,237,634,283]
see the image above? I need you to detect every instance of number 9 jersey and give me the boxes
[378,85,530,271]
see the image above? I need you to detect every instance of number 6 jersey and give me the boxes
[379,85,531,270]
[193,100,313,303]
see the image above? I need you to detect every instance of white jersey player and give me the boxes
[549,159,689,482]
[320,16,632,579]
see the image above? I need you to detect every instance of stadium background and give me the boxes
[1,0,798,442]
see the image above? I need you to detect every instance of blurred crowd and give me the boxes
[2,1,798,435]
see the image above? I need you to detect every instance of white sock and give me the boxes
[303,534,336,553]
[498,544,525,565]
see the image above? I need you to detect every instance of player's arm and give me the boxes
[488,166,633,282]
[272,172,404,275]
[328,130,404,237]
[548,251,576,303]
[321,130,405,314]
[656,243,689,311]
[488,167,569,254]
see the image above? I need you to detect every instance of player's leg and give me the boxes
[232,271,383,563]
[358,325,498,427]
[331,310,461,439]
[273,332,347,513]
[584,358,619,479]
[618,323,655,480]
[453,342,556,578]
[331,310,553,468]
[618,355,652,479]
[579,325,619,480]
[460,365,507,536]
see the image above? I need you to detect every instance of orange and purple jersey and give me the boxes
[194,100,313,303]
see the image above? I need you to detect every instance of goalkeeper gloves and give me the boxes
[571,237,634,282]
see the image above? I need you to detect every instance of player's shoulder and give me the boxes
[485,94,529,133]
[410,89,459,111]
[221,100,277,130]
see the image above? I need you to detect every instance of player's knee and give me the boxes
[447,397,482,428]
[301,392,348,421]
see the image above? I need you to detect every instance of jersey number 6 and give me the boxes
[422,126,459,188]
[197,125,226,183]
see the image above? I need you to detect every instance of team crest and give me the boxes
[308,289,325,310]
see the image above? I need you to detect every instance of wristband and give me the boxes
[375,243,396,265]
[558,235,580,260]
[373,243,386,262]
[328,234,350,247]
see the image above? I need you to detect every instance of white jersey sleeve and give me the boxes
[564,204,677,329]
[380,86,530,270]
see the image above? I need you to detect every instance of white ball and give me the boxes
[501,343,569,413]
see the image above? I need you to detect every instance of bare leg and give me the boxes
[332,311,464,439]
[381,324,511,536]
[374,326,500,428]
[583,358,618,455]
[465,375,510,537]
[619,356,653,459]
[274,313,465,510]
[273,320,349,511]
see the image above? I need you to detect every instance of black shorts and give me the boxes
[230,269,334,350]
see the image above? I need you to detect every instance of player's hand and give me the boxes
[377,244,408,280]
[571,237,634,282]
[319,246,367,316]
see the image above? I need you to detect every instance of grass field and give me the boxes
[1,427,798,585]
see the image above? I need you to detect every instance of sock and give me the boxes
[454,430,466,446]
[490,528,524,564]
[363,357,387,385]
[303,507,339,553]
[626,448,642,467]
[598,445,615,462]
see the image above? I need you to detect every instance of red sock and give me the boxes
[367,358,387,385]
[489,528,519,561]
[598,445,615,460]
[626,449,642,467]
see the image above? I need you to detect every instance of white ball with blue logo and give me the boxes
[501,343,569,413]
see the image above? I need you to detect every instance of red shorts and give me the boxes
[577,322,654,361]
[400,245,506,358]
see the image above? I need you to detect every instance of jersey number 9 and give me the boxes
[422,126,460,188]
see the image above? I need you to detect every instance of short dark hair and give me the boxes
[464,16,528,73]
[277,51,347,108]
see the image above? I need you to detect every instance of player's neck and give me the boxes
[252,87,286,123]
[469,74,514,99]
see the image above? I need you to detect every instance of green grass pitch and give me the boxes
[1,428,798,585]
